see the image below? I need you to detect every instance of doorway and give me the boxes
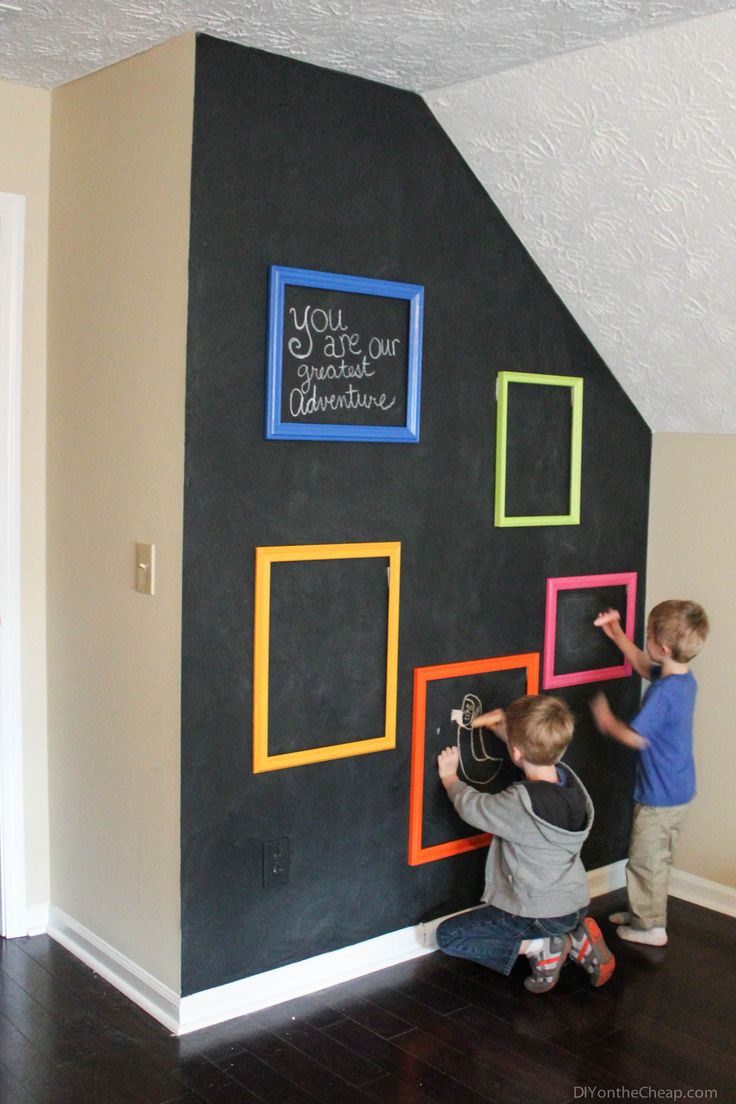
[0,191,27,937]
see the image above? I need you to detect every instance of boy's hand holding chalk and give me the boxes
[594,608,623,642]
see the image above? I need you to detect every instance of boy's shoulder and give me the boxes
[520,767,591,832]
[635,669,697,743]
[651,668,697,695]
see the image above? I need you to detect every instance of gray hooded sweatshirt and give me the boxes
[446,763,593,918]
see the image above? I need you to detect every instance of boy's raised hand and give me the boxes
[472,707,505,729]
[594,608,621,640]
[437,745,460,782]
[590,690,649,749]
[595,605,654,680]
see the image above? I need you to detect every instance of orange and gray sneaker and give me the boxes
[523,934,571,994]
[569,917,616,987]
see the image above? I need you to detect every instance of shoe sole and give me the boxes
[576,918,616,987]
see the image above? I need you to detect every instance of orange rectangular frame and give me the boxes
[408,652,540,865]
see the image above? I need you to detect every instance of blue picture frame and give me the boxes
[266,265,424,442]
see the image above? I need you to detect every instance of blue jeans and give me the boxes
[436,903,587,976]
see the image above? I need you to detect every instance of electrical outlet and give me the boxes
[263,837,290,888]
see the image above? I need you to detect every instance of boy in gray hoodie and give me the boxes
[436,694,615,993]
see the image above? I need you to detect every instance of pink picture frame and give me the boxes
[543,572,637,689]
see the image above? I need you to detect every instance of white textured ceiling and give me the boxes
[426,10,736,433]
[1,0,736,91]
[2,2,735,432]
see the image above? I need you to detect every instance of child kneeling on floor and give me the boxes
[436,694,615,994]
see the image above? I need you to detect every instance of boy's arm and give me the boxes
[471,707,508,743]
[437,747,534,839]
[590,691,649,750]
[594,609,654,681]
[449,706,508,743]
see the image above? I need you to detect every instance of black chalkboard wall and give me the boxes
[181,35,651,996]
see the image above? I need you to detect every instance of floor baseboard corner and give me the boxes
[670,868,736,918]
[47,907,180,1033]
[26,902,49,937]
[587,858,627,898]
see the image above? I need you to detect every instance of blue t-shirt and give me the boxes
[631,667,697,806]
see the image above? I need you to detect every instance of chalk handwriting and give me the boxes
[323,332,362,358]
[289,383,397,417]
[284,297,403,422]
[295,358,376,387]
[368,336,400,359]
[287,305,349,359]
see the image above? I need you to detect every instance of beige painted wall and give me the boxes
[47,36,194,989]
[648,433,736,890]
[0,79,51,913]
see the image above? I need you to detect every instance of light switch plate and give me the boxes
[135,542,155,595]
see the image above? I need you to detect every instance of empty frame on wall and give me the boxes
[253,542,401,772]
[495,371,583,527]
[408,652,540,865]
[543,571,637,689]
[266,266,424,442]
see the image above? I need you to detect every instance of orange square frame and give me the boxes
[408,652,540,865]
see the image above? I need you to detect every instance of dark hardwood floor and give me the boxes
[1,891,733,1103]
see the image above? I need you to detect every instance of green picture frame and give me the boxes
[494,371,583,527]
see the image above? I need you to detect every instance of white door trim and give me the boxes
[0,192,27,937]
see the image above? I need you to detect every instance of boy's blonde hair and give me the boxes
[505,694,574,766]
[649,600,709,663]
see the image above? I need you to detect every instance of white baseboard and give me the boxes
[44,861,735,1037]
[46,907,432,1036]
[47,907,180,1033]
[587,859,627,898]
[178,926,433,1035]
[670,868,736,918]
[183,859,630,1031]
[26,902,49,937]
[585,861,736,918]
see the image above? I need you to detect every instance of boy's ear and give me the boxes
[509,744,524,765]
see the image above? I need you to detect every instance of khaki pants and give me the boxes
[626,802,689,930]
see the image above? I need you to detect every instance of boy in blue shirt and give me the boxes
[591,599,709,946]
